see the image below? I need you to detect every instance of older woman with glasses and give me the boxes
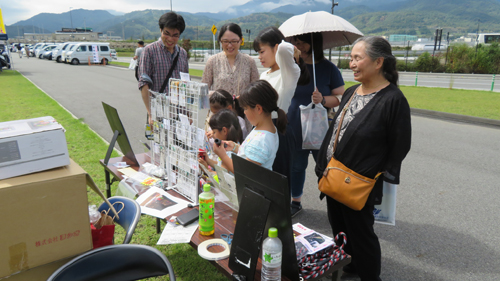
[202,23,260,97]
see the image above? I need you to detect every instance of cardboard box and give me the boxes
[0,116,70,180]
[0,256,73,281]
[0,159,92,279]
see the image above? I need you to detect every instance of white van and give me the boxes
[54,42,77,63]
[61,44,78,63]
[65,42,112,65]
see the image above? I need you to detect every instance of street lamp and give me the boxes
[328,1,339,61]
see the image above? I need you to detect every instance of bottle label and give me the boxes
[263,251,282,265]
[199,198,214,232]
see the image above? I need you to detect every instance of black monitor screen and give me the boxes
[102,102,139,166]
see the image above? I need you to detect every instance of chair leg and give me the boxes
[105,170,111,198]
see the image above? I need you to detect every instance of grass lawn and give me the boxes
[343,81,500,120]
[0,70,227,281]
[109,61,130,67]
[117,51,135,57]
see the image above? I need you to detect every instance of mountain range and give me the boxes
[5,0,500,41]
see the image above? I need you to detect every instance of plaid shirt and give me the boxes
[138,39,189,93]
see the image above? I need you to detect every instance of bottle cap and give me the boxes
[203,184,211,192]
[268,227,278,238]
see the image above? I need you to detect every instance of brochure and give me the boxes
[293,223,335,258]
[136,187,189,218]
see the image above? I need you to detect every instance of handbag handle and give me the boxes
[332,87,358,153]
[106,202,125,220]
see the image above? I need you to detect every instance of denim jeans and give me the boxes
[290,148,319,199]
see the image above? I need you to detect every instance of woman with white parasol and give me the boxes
[279,11,363,217]
[287,32,345,217]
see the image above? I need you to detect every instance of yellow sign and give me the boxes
[211,25,217,35]
[240,38,245,46]
[0,8,6,35]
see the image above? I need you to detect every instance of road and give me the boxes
[10,56,500,280]
[117,55,500,92]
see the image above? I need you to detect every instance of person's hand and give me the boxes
[212,140,226,157]
[212,140,233,157]
[206,130,214,140]
[198,157,208,170]
[312,88,323,104]
[293,46,301,63]
[148,115,153,126]
[224,141,236,152]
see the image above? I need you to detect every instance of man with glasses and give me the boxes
[138,11,189,124]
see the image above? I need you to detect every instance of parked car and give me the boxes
[30,43,47,57]
[110,49,118,60]
[37,45,57,59]
[66,42,112,65]
[42,49,54,60]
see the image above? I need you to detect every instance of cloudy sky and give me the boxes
[0,0,252,25]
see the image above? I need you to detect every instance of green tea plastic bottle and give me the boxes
[199,184,214,236]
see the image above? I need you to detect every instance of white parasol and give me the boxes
[279,11,363,49]
[279,11,363,89]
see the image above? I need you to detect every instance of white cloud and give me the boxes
[260,0,303,11]
[1,0,251,25]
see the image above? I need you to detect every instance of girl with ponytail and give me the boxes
[252,26,310,185]
[212,80,284,173]
[199,109,243,171]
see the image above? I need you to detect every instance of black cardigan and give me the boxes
[315,83,412,203]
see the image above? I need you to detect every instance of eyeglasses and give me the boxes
[221,40,240,45]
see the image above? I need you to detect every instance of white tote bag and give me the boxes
[128,58,137,70]
[374,182,397,226]
[299,102,329,150]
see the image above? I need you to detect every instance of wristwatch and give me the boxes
[321,97,326,106]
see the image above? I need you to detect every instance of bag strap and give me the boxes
[159,51,180,93]
[107,202,125,220]
[332,87,358,153]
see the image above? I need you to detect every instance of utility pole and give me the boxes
[170,0,173,11]
[69,7,73,29]
[246,29,252,55]
[329,1,339,62]
[475,19,480,55]
[433,28,438,56]
[121,22,125,40]
[69,7,74,40]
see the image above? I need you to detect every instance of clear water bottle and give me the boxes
[261,227,282,281]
